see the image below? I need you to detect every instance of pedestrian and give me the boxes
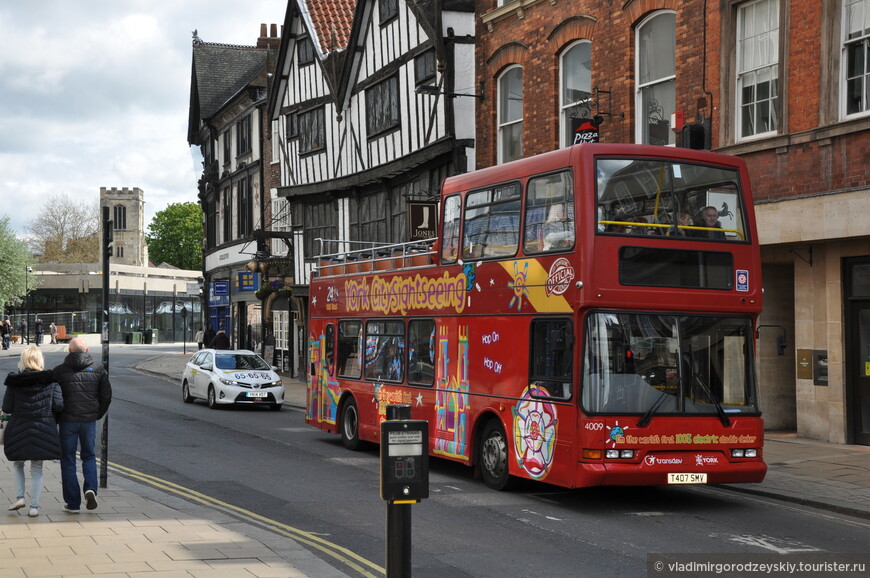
[3,346,64,517]
[194,328,204,350]
[5,320,13,349]
[49,322,58,344]
[19,319,28,344]
[53,337,112,513]
[203,325,216,348]
[0,318,8,350]
[34,318,44,346]
[208,327,231,350]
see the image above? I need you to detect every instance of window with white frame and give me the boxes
[498,65,523,163]
[273,310,289,350]
[560,41,592,147]
[737,0,780,139]
[271,119,279,162]
[844,0,870,117]
[271,196,291,233]
[636,11,676,145]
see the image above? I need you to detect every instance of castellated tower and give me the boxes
[100,187,146,267]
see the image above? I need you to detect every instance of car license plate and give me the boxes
[247,391,268,398]
[668,473,707,484]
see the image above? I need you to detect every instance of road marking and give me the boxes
[727,534,820,554]
[104,460,385,577]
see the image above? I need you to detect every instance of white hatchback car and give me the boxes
[181,349,284,410]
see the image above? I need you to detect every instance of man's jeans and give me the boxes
[59,421,97,509]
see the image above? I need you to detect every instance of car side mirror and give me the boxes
[201,363,213,371]
[272,366,279,372]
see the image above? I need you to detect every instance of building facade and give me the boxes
[473,0,870,445]
[188,27,280,352]
[267,0,476,376]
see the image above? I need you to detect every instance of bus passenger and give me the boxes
[694,206,726,240]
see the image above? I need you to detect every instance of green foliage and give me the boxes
[0,215,37,311]
[145,202,203,271]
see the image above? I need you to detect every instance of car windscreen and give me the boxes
[215,354,270,371]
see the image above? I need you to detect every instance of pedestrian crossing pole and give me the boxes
[100,207,112,489]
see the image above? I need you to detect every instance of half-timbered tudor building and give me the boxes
[268,0,476,375]
[188,28,279,352]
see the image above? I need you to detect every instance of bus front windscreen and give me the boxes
[581,312,759,418]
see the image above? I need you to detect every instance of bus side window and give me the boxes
[408,319,435,385]
[325,324,335,375]
[337,320,362,379]
[525,171,575,253]
[441,195,461,263]
[529,318,573,399]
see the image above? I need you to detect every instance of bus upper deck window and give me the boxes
[524,171,575,253]
[441,195,461,263]
[463,182,521,260]
[595,158,747,241]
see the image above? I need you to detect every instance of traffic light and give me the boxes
[104,219,114,260]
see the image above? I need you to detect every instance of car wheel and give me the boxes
[182,381,194,403]
[269,404,282,411]
[207,386,219,409]
[478,419,513,491]
[341,397,362,451]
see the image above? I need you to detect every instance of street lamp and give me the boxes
[25,266,32,344]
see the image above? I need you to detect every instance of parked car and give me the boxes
[181,349,284,410]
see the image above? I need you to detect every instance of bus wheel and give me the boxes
[479,420,512,490]
[341,397,362,451]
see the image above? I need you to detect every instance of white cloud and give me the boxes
[0,0,287,236]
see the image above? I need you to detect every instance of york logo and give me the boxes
[695,454,719,466]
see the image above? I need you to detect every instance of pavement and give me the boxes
[1,338,869,576]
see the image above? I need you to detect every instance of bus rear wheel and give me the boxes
[341,397,362,451]
[478,419,512,490]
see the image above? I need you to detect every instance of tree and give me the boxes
[26,192,100,263]
[0,215,37,312]
[146,202,203,270]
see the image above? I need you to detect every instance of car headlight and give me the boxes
[219,378,244,386]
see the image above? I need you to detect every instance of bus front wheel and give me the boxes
[341,397,362,451]
[478,419,512,490]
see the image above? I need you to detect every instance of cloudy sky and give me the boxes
[0,0,287,236]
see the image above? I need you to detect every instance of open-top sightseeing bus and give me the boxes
[306,143,766,490]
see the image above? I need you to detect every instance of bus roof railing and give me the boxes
[314,237,439,277]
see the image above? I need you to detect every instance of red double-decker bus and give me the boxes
[306,143,766,490]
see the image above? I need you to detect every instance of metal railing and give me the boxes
[313,238,438,277]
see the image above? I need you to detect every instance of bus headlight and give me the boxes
[731,448,759,458]
[605,449,634,459]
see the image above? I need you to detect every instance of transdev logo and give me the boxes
[644,455,683,466]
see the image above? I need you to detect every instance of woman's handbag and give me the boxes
[0,412,7,445]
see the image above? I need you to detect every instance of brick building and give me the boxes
[474,0,870,445]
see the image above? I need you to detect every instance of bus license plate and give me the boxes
[668,473,707,484]
[247,391,268,398]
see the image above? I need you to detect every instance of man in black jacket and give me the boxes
[53,337,112,513]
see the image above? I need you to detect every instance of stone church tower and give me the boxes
[100,187,147,267]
